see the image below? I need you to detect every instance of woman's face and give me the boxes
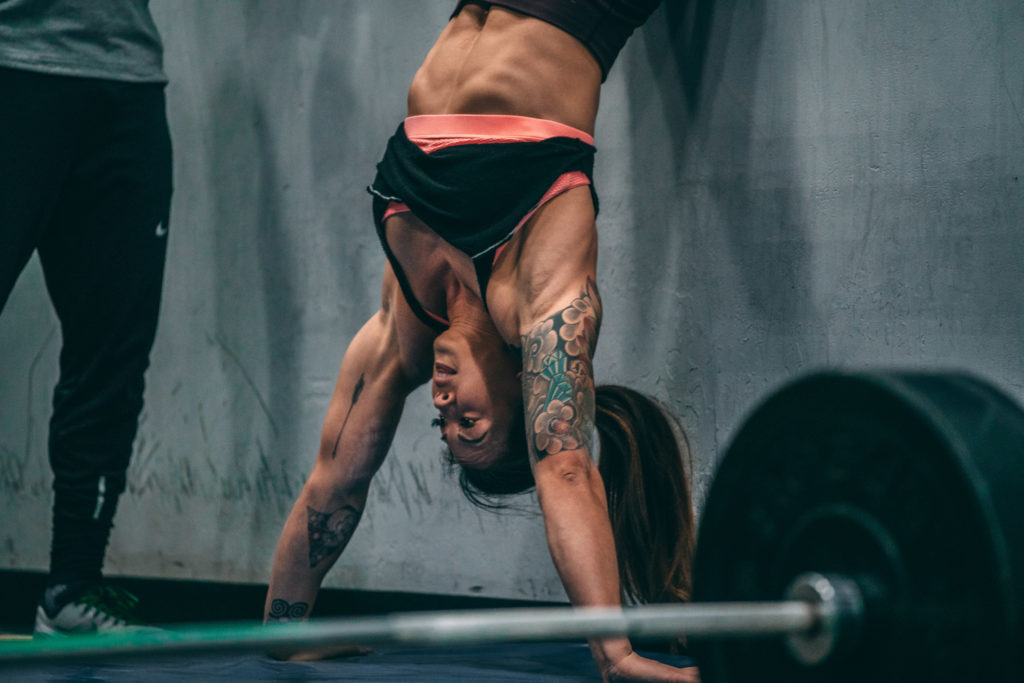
[431,329,522,469]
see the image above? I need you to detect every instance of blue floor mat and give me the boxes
[3,642,696,681]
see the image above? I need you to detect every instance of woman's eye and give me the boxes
[459,418,476,428]
[431,416,446,428]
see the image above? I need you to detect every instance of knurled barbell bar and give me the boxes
[0,371,1020,683]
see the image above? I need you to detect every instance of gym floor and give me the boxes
[4,643,695,681]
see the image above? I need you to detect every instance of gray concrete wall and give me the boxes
[2,0,1022,602]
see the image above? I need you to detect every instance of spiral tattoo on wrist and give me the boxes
[267,598,309,622]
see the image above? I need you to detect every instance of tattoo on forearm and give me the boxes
[307,504,363,568]
[267,598,309,622]
[521,278,602,461]
[330,373,365,459]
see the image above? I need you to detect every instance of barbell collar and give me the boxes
[783,572,866,666]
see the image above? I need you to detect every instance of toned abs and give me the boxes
[407,4,602,134]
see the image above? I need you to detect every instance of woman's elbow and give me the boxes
[534,450,601,495]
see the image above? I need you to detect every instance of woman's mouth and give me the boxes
[435,362,456,377]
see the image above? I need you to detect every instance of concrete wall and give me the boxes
[2,0,1022,602]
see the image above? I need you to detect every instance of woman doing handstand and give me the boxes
[266,3,698,680]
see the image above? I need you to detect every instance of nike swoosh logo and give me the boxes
[155,222,168,237]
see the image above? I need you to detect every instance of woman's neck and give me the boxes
[445,285,496,337]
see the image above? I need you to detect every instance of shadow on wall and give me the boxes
[201,4,314,544]
[201,2,387,543]
[243,3,303,478]
[661,0,717,117]
[632,0,820,353]
[306,4,401,316]
[615,0,726,480]
[206,74,297,547]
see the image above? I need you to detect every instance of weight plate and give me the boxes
[691,371,1024,683]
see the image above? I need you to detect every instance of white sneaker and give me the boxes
[34,584,151,637]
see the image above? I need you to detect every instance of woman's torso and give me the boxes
[408,3,602,132]
[384,3,602,342]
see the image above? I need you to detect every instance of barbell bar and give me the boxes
[0,572,857,666]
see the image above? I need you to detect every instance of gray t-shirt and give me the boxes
[0,0,165,83]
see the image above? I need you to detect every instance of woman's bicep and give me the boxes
[520,276,603,465]
[317,267,434,473]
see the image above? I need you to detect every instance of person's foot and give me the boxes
[34,583,151,637]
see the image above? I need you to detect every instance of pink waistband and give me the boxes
[404,114,595,147]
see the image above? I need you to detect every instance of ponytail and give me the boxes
[595,385,696,607]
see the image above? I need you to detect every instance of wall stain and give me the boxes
[406,460,433,506]
[369,454,444,520]
[115,432,305,512]
[0,441,26,492]
[209,332,279,437]
[198,403,209,444]
[372,454,414,518]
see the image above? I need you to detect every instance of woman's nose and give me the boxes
[433,391,453,408]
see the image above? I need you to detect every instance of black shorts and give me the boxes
[368,114,597,330]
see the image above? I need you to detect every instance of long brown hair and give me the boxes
[595,385,696,606]
[450,384,696,608]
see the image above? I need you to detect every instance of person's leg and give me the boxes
[0,67,82,312]
[34,78,172,634]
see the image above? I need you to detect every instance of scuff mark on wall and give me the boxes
[209,332,279,436]
[406,460,433,506]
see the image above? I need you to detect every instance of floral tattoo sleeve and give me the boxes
[521,278,602,461]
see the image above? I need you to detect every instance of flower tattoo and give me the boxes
[523,319,558,375]
[559,297,599,357]
[533,399,582,455]
[521,278,601,461]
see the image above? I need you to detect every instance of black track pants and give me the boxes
[0,66,172,585]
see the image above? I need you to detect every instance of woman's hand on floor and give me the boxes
[267,643,373,661]
[604,651,700,682]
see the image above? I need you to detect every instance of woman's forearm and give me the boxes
[264,483,369,622]
[263,304,420,623]
[535,453,618,604]
[534,452,634,668]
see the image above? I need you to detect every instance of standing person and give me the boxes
[266,2,699,680]
[0,0,172,635]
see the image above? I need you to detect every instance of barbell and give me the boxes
[0,370,1021,683]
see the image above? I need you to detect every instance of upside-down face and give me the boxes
[431,327,522,469]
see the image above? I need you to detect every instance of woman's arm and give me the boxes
[520,278,623,663]
[264,266,434,626]
[521,282,698,682]
[514,188,697,681]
